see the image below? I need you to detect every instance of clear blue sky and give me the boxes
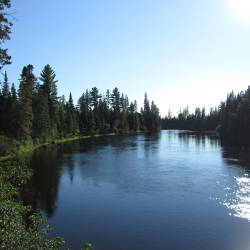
[5,0,250,116]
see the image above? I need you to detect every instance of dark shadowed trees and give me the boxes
[40,64,58,136]
[18,65,36,139]
[1,64,162,142]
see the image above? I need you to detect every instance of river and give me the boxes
[22,130,250,250]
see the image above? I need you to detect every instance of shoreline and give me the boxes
[0,132,116,162]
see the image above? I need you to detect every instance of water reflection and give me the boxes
[177,131,250,222]
[143,133,160,158]
[21,146,63,217]
[222,146,250,171]
[21,131,250,249]
[22,132,250,222]
[177,131,220,149]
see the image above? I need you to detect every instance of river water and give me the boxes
[22,130,250,250]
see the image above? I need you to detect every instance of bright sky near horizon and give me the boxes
[5,0,250,116]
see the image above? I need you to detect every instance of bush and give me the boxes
[0,159,65,249]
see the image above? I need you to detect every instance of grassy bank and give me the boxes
[0,133,116,162]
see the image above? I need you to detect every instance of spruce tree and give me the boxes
[142,92,150,131]
[8,83,18,136]
[110,87,121,131]
[32,86,50,141]
[90,87,101,111]
[1,71,11,134]
[2,71,10,98]
[0,0,12,69]
[90,87,101,130]
[111,87,121,113]
[106,89,111,109]
[18,65,36,139]
[78,93,88,134]
[66,92,79,135]
[57,97,67,137]
[68,92,74,111]
[40,64,58,136]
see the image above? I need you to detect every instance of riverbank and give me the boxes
[0,133,117,162]
[0,133,101,249]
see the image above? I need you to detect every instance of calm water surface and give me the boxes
[23,130,250,250]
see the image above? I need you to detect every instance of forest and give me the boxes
[162,86,250,146]
[0,64,161,156]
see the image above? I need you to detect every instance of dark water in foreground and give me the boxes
[23,130,250,250]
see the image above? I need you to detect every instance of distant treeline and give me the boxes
[162,86,250,146]
[0,64,161,144]
[162,106,219,131]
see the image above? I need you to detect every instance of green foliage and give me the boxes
[0,159,65,249]
[0,136,18,157]
[0,0,12,69]
[82,242,95,250]
[218,87,250,146]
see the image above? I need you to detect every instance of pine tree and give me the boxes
[0,0,12,69]
[97,96,110,133]
[8,83,18,136]
[87,110,96,134]
[57,97,67,137]
[90,87,101,111]
[111,87,121,113]
[40,64,58,136]
[1,71,11,133]
[65,92,79,135]
[150,101,161,131]
[106,89,111,109]
[2,71,10,98]
[90,87,101,130]
[18,65,36,139]
[110,87,121,131]
[143,92,150,114]
[32,86,50,141]
[68,92,74,111]
[142,92,151,131]
[141,93,161,132]
[78,92,89,134]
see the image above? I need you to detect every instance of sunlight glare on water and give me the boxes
[222,174,250,222]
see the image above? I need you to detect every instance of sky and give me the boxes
[4,0,250,116]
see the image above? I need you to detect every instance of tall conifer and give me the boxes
[18,65,36,139]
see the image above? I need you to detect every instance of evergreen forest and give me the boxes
[0,64,162,156]
[162,86,250,146]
